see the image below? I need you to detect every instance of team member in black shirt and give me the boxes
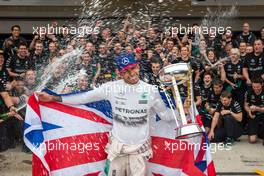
[29,40,48,72]
[239,42,247,62]
[203,79,224,133]
[244,78,264,144]
[208,91,243,144]
[243,39,264,85]
[96,43,116,85]
[0,51,9,84]
[2,25,27,58]
[238,22,256,46]
[171,46,200,83]
[144,59,161,87]
[6,43,34,79]
[0,75,23,151]
[222,48,245,105]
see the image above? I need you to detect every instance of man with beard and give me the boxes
[243,39,264,85]
[24,69,37,96]
[144,58,161,87]
[29,40,48,74]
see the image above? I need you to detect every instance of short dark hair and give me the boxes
[204,71,213,77]
[150,57,161,64]
[11,25,21,31]
[18,42,27,48]
[35,40,43,45]
[239,41,247,45]
[254,39,263,45]
[252,77,263,84]
[155,41,162,46]
[213,79,223,86]
[221,91,232,99]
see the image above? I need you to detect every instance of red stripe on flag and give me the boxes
[150,136,205,176]
[207,161,216,176]
[196,114,203,127]
[152,173,164,176]
[44,132,108,171]
[32,154,49,176]
[84,171,100,176]
[39,102,112,125]
[28,95,41,118]
[195,135,206,163]
[149,136,187,168]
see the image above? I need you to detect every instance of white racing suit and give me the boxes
[62,80,176,176]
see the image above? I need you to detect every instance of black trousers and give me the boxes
[212,115,243,142]
[248,114,264,138]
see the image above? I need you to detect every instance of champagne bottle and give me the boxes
[0,112,9,121]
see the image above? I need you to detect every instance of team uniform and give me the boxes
[212,100,243,142]
[243,52,264,81]
[0,77,16,152]
[6,55,34,76]
[200,84,213,127]
[224,60,245,105]
[96,54,116,85]
[245,89,264,138]
[202,89,222,128]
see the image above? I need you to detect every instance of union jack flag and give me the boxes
[24,91,216,176]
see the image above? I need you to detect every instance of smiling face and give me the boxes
[203,74,212,86]
[180,47,189,59]
[254,40,263,55]
[221,97,231,107]
[252,82,262,95]
[119,64,140,85]
[151,62,161,75]
[12,26,20,38]
[208,50,215,62]
[18,45,27,58]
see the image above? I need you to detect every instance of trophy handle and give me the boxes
[171,76,187,125]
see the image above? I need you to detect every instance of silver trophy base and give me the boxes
[175,123,203,139]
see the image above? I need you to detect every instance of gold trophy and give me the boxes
[159,63,203,139]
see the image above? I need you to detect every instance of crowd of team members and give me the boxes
[0,21,264,152]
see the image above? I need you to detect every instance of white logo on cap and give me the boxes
[122,57,129,65]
